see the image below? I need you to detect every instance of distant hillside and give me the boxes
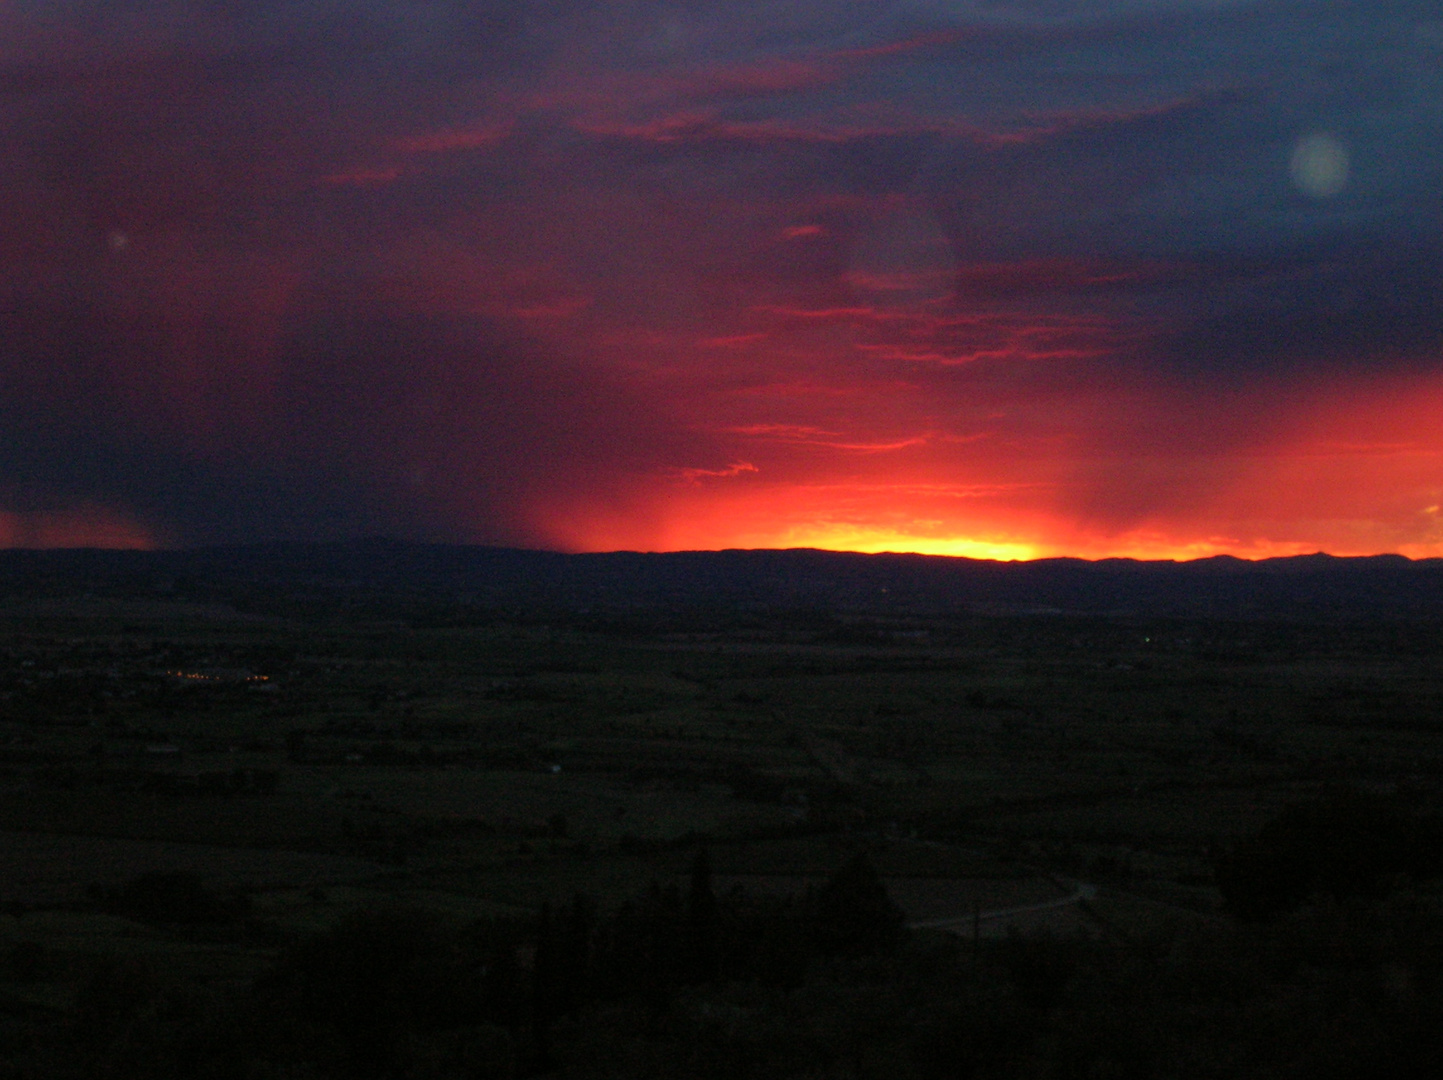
[2,541,1443,620]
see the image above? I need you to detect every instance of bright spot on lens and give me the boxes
[1290,133,1349,198]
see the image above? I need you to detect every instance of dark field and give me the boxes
[3,558,1443,1077]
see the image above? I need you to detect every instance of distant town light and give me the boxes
[165,670,270,682]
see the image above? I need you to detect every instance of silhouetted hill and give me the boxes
[2,541,1442,619]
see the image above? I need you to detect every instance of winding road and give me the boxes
[906,879,1099,933]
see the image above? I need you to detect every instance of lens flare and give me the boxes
[1290,133,1350,198]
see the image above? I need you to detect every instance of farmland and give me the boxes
[2,571,1442,1076]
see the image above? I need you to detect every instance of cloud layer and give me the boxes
[1,1,1441,555]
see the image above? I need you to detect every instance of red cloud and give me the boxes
[669,461,760,483]
[575,113,907,145]
[832,28,981,62]
[319,168,401,188]
[396,123,513,154]
[0,507,157,550]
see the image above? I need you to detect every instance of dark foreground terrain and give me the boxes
[2,543,1443,1077]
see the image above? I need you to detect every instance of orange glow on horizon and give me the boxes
[541,496,1347,563]
[0,507,157,550]
[528,370,1443,563]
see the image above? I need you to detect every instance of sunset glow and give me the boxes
[0,509,157,551]
[0,2,1439,560]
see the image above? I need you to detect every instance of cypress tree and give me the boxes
[530,903,558,1071]
[810,853,904,958]
[685,847,721,983]
[560,892,595,1018]
[481,930,522,1033]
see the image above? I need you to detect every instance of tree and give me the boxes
[250,908,469,1078]
[1212,789,1443,921]
[530,903,560,1071]
[685,847,721,983]
[809,853,904,958]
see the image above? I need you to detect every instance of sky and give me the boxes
[1,0,1441,558]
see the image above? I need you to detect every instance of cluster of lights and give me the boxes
[165,671,270,682]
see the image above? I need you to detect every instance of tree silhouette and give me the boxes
[559,892,595,1018]
[809,853,904,958]
[685,847,721,983]
[530,903,560,1072]
[1213,789,1443,921]
[251,908,469,1078]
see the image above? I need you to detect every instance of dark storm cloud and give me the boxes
[0,1,701,542]
[0,289,693,543]
[1150,237,1443,379]
[268,302,701,544]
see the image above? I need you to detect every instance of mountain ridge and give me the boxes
[2,540,1442,619]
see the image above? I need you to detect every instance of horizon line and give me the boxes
[0,539,1436,567]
